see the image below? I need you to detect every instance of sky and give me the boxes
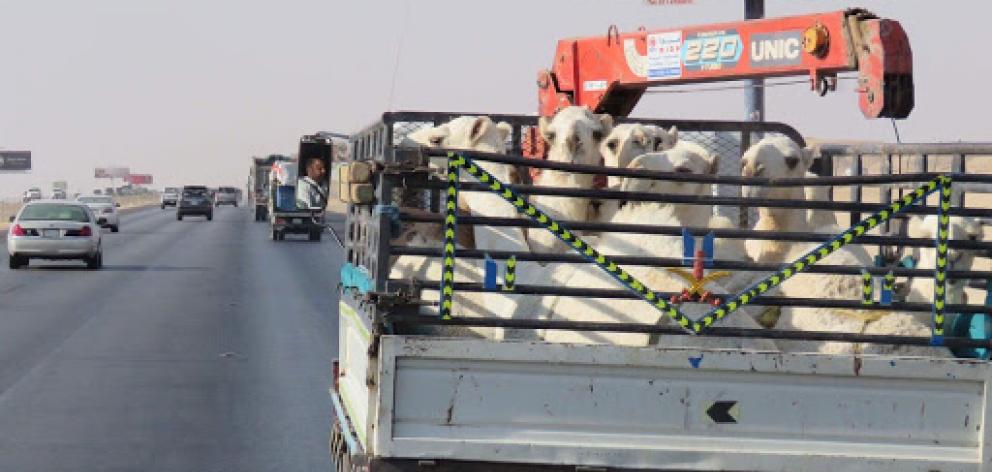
[1,0,989,198]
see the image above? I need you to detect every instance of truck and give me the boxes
[52,181,68,200]
[250,154,291,222]
[266,133,332,241]
[329,9,992,472]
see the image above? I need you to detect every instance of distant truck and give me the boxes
[52,181,68,200]
[250,154,291,222]
[21,187,42,203]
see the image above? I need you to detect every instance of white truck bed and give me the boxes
[337,304,992,471]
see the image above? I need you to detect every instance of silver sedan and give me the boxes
[7,200,105,270]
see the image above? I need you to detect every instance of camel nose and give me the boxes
[565,136,578,154]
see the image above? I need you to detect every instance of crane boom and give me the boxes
[537,8,912,119]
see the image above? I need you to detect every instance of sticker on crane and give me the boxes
[623,38,648,78]
[646,31,682,79]
[750,30,803,68]
[583,80,608,92]
[683,29,742,71]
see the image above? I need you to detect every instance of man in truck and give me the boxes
[296,157,328,209]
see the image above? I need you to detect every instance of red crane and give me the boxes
[537,8,912,119]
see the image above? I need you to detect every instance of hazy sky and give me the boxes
[1,0,989,198]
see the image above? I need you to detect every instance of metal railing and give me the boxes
[341,116,992,350]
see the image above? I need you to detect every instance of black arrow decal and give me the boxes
[706,401,738,424]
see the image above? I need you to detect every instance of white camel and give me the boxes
[906,215,984,307]
[540,148,777,350]
[394,116,536,339]
[741,136,950,357]
[528,106,613,255]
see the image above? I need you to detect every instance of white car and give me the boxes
[214,186,239,206]
[161,187,180,208]
[7,200,105,270]
[77,195,120,232]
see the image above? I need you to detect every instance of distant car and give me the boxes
[93,189,103,195]
[7,200,105,270]
[215,186,239,206]
[52,190,67,200]
[22,188,42,203]
[76,195,121,232]
[177,186,213,221]
[161,187,180,208]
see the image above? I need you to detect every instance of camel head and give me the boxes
[406,116,512,154]
[741,136,814,200]
[622,146,719,199]
[601,124,677,189]
[538,107,613,173]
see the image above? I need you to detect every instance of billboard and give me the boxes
[126,174,153,185]
[0,151,31,172]
[95,167,130,178]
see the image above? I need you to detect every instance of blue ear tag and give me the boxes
[682,228,695,266]
[702,232,715,269]
[483,255,498,290]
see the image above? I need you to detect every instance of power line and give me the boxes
[386,0,412,110]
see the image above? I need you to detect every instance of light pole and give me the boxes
[744,0,764,122]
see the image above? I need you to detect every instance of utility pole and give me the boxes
[744,0,764,122]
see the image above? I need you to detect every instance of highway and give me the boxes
[0,205,345,471]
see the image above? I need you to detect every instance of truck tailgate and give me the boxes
[373,336,992,472]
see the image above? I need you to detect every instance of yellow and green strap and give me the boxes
[445,152,695,331]
[861,270,874,305]
[503,256,516,291]
[442,151,952,339]
[438,157,461,320]
[694,175,949,335]
[932,176,953,339]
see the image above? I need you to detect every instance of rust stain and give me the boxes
[444,374,465,425]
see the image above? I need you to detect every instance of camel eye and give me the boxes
[429,136,444,146]
[544,131,556,143]
[592,130,604,141]
[674,166,692,174]
[606,139,618,152]
[784,155,799,169]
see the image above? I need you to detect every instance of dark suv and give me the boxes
[177,186,213,221]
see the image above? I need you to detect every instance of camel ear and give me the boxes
[538,116,553,140]
[706,152,721,175]
[470,116,495,145]
[597,114,614,135]
[668,126,678,140]
[496,122,512,141]
[631,127,651,148]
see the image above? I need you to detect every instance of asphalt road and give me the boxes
[0,205,345,471]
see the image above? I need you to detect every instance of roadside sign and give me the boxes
[0,151,31,172]
[126,174,153,185]
[95,167,130,178]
